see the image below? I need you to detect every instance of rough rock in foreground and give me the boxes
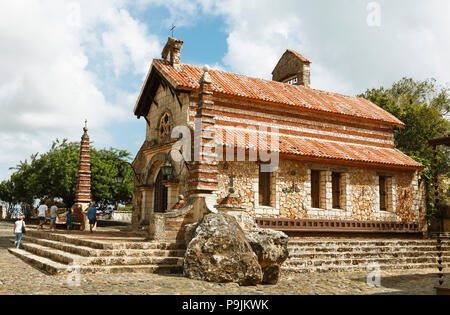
[245,228,289,284]
[183,213,262,286]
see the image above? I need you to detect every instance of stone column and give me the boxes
[165,182,179,211]
[74,121,92,230]
[0,206,6,220]
[148,213,166,241]
[141,186,154,224]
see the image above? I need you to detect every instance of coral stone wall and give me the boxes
[216,160,422,224]
[146,85,190,143]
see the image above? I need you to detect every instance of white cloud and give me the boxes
[1,0,449,182]
[191,0,450,95]
[99,8,162,76]
[0,0,162,180]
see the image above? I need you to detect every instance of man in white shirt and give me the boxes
[49,202,58,231]
[37,202,48,230]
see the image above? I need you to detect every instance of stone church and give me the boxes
[132,37,425,241]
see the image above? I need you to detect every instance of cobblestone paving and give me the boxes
[0,221,448,295]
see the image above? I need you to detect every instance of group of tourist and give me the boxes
[36,201,59,231]
[13,201,98,249]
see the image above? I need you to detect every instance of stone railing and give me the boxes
[111,211,133,223]
[256,217,420,234]
[1,206,7,220]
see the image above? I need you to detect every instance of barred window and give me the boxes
[379,176,387,211]
[332,172,341,209]
[259,167,271,207]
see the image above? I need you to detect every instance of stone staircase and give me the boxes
[10,229,450,276]
[283,239,450,274]
[432,233,450,239]
[8,229,186,275]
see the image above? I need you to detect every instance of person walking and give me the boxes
[13,216,26,248]
[49,202,58,231]
[37,201,48,230]
[66,209,73,231]
[87,203,97,233]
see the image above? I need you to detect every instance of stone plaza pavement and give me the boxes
[0,221,448,295]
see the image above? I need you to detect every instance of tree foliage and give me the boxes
[0,139,133,215]
[359,78,450,218]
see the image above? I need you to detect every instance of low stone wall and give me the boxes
[111,211,133,223]
[1,206,6,220]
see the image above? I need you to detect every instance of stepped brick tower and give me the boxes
[74,120,91,211]
[188,66,219,196]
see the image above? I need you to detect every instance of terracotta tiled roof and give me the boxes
[215,127,423,170]
[152,59,404,127]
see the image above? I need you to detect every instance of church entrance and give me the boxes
[154,170,168,213]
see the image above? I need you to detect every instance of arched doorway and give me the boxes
[154,170,168,213]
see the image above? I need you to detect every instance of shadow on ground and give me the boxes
[0,236,13,250]
[351,271,449,295]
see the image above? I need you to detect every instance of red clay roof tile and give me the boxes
[153,59,404,127]
[215,127,423,169]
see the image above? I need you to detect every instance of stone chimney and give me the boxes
[161,37,184,69]
[272,49,311,88]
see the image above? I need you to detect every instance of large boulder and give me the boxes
[183,213,263,286]
[245,228,289,284]
[183,222,199,247]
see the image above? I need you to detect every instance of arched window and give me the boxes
[158,112,173,143]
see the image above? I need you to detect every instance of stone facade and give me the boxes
[215,160,423,224]
[131,37,425,238]
[111,211,133,223]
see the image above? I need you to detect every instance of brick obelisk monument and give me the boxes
[74,120,92,230]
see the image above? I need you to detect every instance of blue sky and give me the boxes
[100,4,229,161]
[1,0,449,182]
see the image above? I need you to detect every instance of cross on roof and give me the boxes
[170,23,176,37]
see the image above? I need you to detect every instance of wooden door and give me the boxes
[154,170,168,213]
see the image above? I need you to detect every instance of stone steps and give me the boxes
[288,245,450,253]
[9,248,69,275]
[10,228,186,275]
[282,262,449,274]
[20,242,184,267]
[9,248,183,275]
[22,236,185,258]
[283,239,450,273]
[286,256,449,267]
[289,251,449,260]
[432,233,450,239]
[288,240,443,247]
[26,230,185,250]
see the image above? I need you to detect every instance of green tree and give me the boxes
[91,147,133,209]
[1,139,133,212]
[359,78,450,219]
[0,180,16,216]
